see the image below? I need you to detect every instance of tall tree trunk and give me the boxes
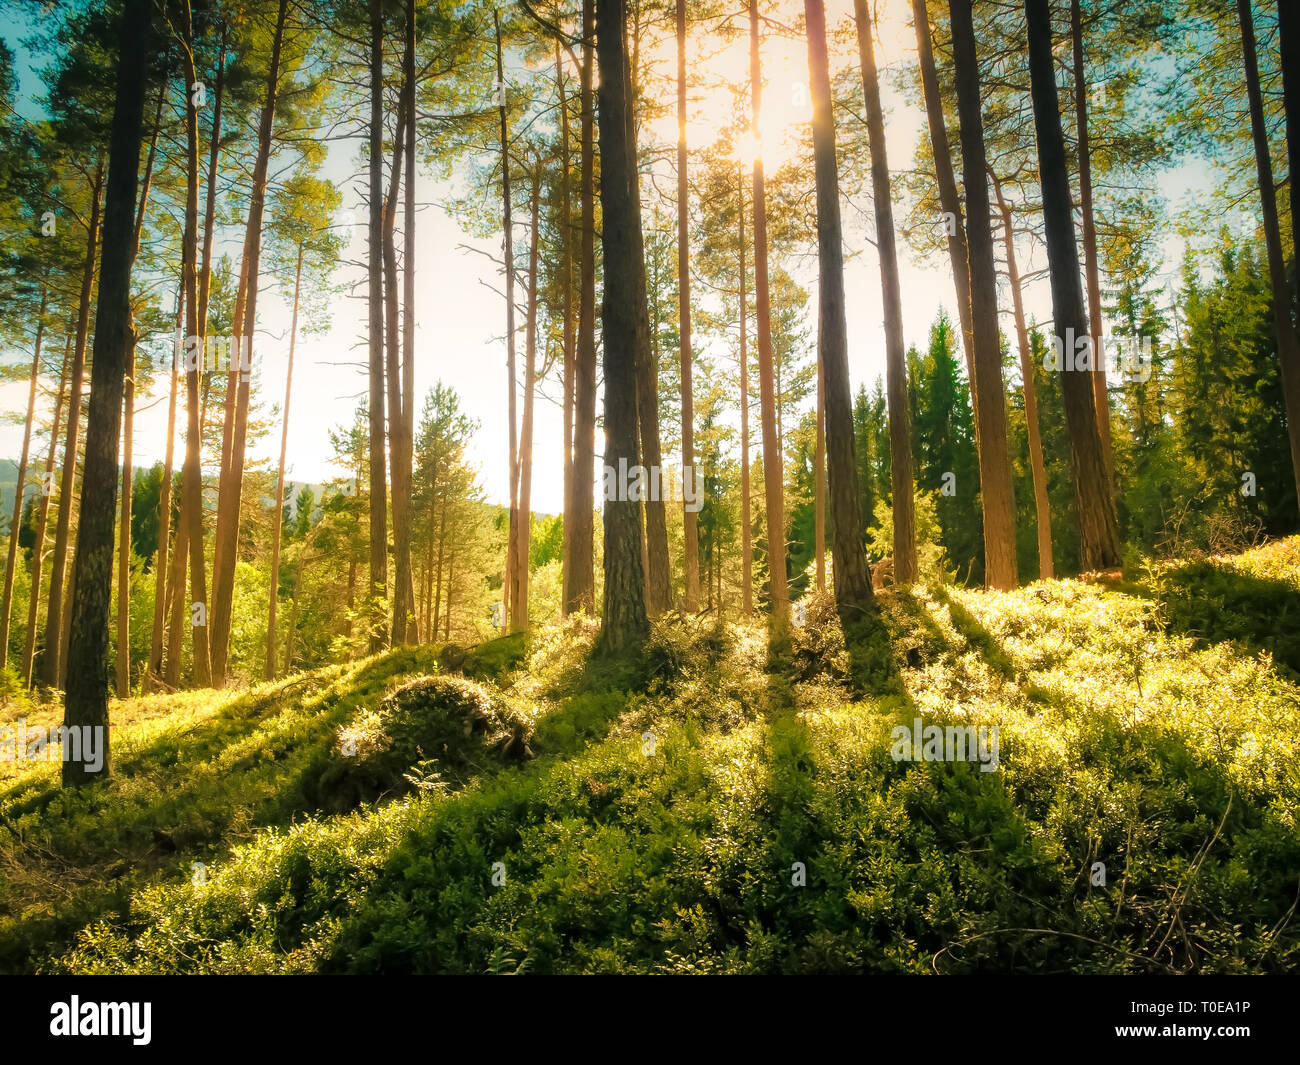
[23,336,69,688]
[556,43,578,616]
[63,0,148,784]
[1026,0,1121,569]
[1070,0,1114,484]
[384,93,411,644]
[1,284,46,672]
[738,164,752,616]
[854,0,916,585]
[807,0,874,623]
[496,10,520,635]
[676,0,699,613]
[266,243,303,680]
[565,0,597,616]
[912,0,976,397]
[401,0,417,640]
[43,161,103,688]
[993,172,1054,579]
[1240,0,1300,514]
[814,322,825,593]
[511,176,541,630]
[197,28,225,342]
[367,0,389,651]
[950,0,1019,589]
[596,0,649,653]
[749,0,789,639]
[1281,0,1300,308]
[154,287,182,689]
[210,0,287,684]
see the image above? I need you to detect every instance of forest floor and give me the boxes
[1,539,1298,974]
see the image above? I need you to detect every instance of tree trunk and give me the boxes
[511,175,541,630]
[808,0,874,623]
[63,0,149,785]
[266,243,303,680]
[23,336,69,688]
[815,319,825,593]
[749,0,789,639]
[367,0,389,651]
[384,92,411,645]
[197,28,226,342]
[1240,0,1300,514]
[496,10,520,635]
[400,0,418,640]
[1026,0,1121,569]
[556,43,577,616]
[565,0,597,616]
[950,0,1019,589]
[854,0,916,585]
[992,172,1054,579]
[210,0,287,684]
[912,0,976,397]
[1071,0,1114,485]
[42,162,103,688]
[738,164,752,616]
[154,287,182,689]
[1,284,46,672]
[595,0,649,653]
[1281,0,1300,311]
[676,0,699,613]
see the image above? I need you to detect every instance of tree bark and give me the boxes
[749,0,789,639]
[384,92,412,644]
[676,0,699,613]
[595,0,649,653]
[63,0,149,785]
[1026,0,1121,569]
[807,0,874,623]
[496,10,520,635]
[511,175,541,631]
[367,0,389,651]
[1240,0,1300,515]
[738,164,752,616]
[854,0,917,585]
[950,0,1019,589]
[42,162,103,687]
[401,0,417,639]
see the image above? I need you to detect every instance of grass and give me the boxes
[2,543,1298,974]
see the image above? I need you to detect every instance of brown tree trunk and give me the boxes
[677,0,699,613]
[556,43,577,616]
[23,336,69,688]
[565,0,597,616]
[511,175,541,631]
[950,0,1019,589]
[210,0,287,684]
[266,243,303,680]
[367,0,389,651]
[1241,0,1300,514]
[912,0,976,397]
[43,162,103,688]
[153,287,182,689]
[854,0,916,585]
[1071,0,1114,485]
[1026,0,1121,570]
[807,0,874,623]
[1281,0,1300,309]
[815,323,825,593]
[497,10,519,635]
[400,0,418,640]
[993,172,1054,580]
[1,285,46,672]
[595,0,649,653]
[749,0,789,639]
[63,0,149,784]
[384,93,411,645]
[738,164,752,616]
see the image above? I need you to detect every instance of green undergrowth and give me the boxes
[3,544,1298,974]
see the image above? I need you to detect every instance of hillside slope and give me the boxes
[2,541,1298,974]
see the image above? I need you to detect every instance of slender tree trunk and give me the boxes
[1070,0,1114,484]
[749,0,789,639]
[566,0,597,616]
[197,29,225,343]
[210,0,287,684]
[807,0,874,623]
[43,162,103,688]
[815,324,825,593]
[23,337,70,688]
[384,94,411,644]
[912,0,976,397]
[1281,0,1300,307]
[993,173,1054,579]
[854,0,916,585]
[676,0,699,612]
[556,43,578,616]
[401,0,418,640]
[1240,0,1300,513]
[153,287,181,689]
[496,10,520,635]
[266,243,303,680]
[511,177,541,631]
[367,0,389,651]
[1026,0,1121,569]
[1,285,46,672]
[596,0,649,653]
[738,165,752,616]
[63,0,148,784]
[950,0,1019,589]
